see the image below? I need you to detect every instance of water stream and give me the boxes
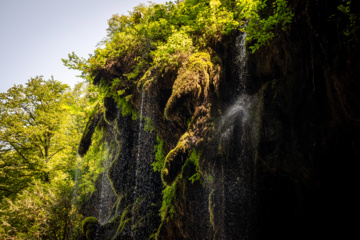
[214,31,256,239]
[236,31,249,94]
[134,89,145,199]
[98,144,112,225]
[131,89,161,238]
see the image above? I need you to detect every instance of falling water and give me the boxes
[216,94,251,240]
[219,96,250,134]
[214,31,256,239]
[130,90,145,239]
[98,144,113,225]
[131,89,161,238]
[235,31,248,94]
[135,89,145,192]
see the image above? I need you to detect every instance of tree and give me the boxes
[0,76,80,199]
[0,76,91,239]
[0,179,82,240]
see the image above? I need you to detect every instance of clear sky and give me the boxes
[0,0,170,93]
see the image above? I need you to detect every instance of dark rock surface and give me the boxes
[81,1,359,239]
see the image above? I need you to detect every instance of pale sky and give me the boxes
[0,0,170,93]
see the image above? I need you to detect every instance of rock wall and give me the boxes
[81,0,359,239]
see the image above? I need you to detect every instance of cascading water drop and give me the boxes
[130,89,161,238]
[213,31,257,240]
[235,31,249,94]
[98,144,113,225]
[131,89,145,239]
[134,89,145,197]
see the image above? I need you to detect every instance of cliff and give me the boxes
[78,0,359,239]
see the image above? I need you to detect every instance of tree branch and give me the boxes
[8,142,34,169]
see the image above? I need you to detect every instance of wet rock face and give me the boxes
[81,107,162,240]
[82,1,359,239]
[247,2,359,238]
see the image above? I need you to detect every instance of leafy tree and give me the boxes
[0,77,92,239]
[0,77,73,199]
[0,179,82,240]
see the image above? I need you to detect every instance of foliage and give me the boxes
[76,130,107,203]
[0,78,94,239]
[186,149,202,184]
[106,14,132,38]
[0,77,82,199]
[0,176,82,239]
[139,29,194,90]
[62,52,89,81]
[58,0,296,237]
[61,0,295,136]
[63,0,248,112]
[159,183,176,222]
[152,136,166,173]
[78,105,102,158]
[158,148,202,225]
[337,0,360,48]
[246,0,294,53]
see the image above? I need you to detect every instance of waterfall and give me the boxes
[98,144,112,225]
[213,31,256,240]
[130,89,161,238]
[134,89,145,197]
[131,89,145,239]
[235,31,248,94]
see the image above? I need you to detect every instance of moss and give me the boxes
[107,157,121,197]
[82,217,100,240]
[164,52,214,122]
[208,189,216,234]
[103,96,118,124]
[131,199,154,233]
[161,132,192,185]
[186,149,202,184]
[113,195,124,216]
[78,106,102,157]
[155,148,205,239]
[159,183,177,222]
[115,205,132,236]
[138,30,194,91]
[114,94,138,120]
[158,147,203,224]
[152,136,166,172]
[144,116,154,132]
